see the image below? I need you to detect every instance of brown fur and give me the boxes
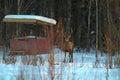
[63,34,74,62]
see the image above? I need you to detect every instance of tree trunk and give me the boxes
[95,0,99,65]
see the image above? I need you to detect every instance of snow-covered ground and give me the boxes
[0,48,120,80]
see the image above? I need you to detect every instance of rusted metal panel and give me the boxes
[37,38,50,54]
[10,38,50,55]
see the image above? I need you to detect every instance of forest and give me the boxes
[0,0,120,53]
[0,0,120,80]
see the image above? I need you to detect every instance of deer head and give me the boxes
[64,34,71,42]
[64,28,73,40]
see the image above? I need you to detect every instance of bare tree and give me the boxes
[95,0,99,66]
[87,0,92,51]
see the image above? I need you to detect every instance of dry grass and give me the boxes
[48,53,55,80]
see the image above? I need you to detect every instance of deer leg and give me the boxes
[69,52,73,62]
[64,52,66,62]
[71,53,73,62]
[69,53,71,62]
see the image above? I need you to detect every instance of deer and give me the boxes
[63,32,74,62]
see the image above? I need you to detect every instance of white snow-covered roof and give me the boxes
[3,15,57,26]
